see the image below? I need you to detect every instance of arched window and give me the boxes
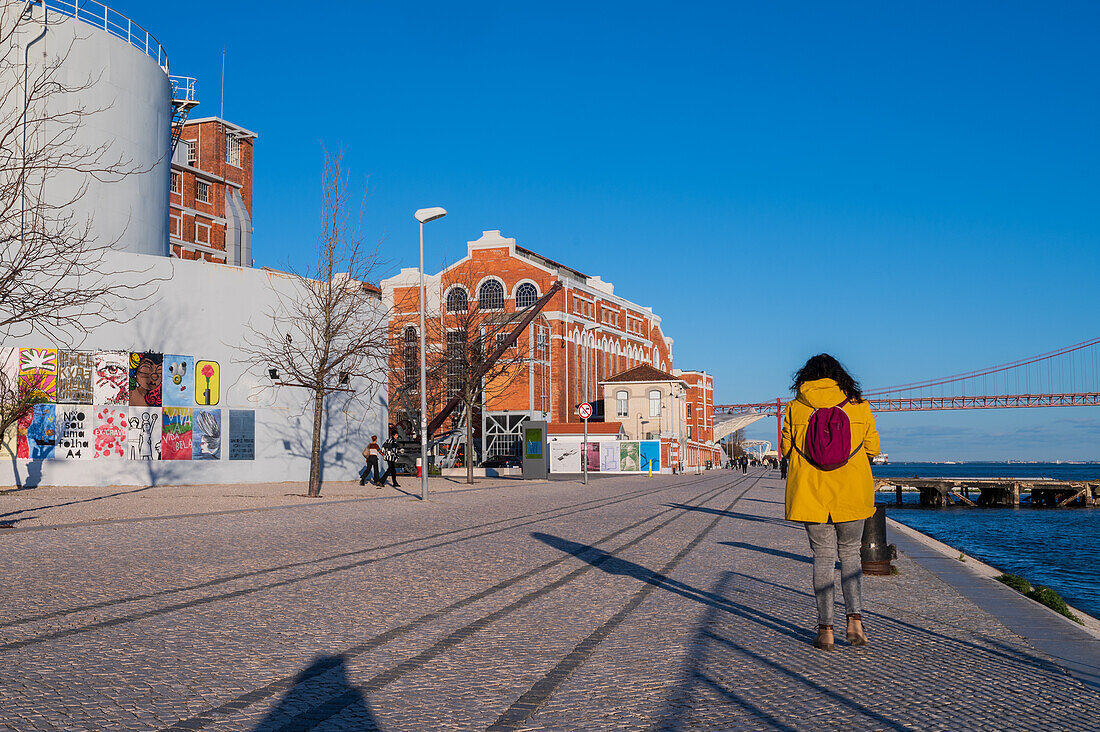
[403,326,418,387]
[649,389,662,417]
[447,287,468,312]
[616,390,629,417]
[515,282,538,309]
[478,280,504,310]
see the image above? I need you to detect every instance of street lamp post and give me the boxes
[414,207,446,501]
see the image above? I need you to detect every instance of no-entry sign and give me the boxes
[578,402,593,420]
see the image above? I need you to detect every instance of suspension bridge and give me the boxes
[712,337,1100,445]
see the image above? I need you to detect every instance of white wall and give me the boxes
[3,253,387,487]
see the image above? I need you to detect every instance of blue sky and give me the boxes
[127,1,1099,460]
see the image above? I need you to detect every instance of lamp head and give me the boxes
[414,207,447,224]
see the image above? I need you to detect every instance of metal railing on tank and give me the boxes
[40,0,170,73]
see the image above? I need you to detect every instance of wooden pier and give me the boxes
[874,478,1100,507]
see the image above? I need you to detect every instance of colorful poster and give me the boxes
[524,427,543,459]
[26,404,56,459]
[57,351,94,404]
[56,405,92,459]
[600,442,620,472]
[19,348,57,403]
[228,409,255,460]
[620,441,640,472]
[550,441,581,473]
[163,355,194,407]
[161,407,192,460]
[93,406,128,459]
[640,440,661,473]
[94,351,129,405]
[193,408,221,460]
[15,408,33,458]
[585,441,600,472]
[195,360,219,406]
[129,352,163,407]
[128,407,161,460]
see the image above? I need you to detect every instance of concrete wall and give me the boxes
[2,254,387,487]
[3,4,171,257]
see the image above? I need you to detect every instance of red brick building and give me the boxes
[169,117,256,265]
[676,369,722,468]
[382,230,719,467]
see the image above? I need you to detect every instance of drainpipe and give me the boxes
[21,1,48,246]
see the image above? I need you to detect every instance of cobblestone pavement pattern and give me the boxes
[2,470,1098,730]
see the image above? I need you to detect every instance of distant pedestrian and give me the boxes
[780,454,788,479]
[740,456,747,474]
[378,432,401,488]
[361,435,381,487]
[783,354,881,651]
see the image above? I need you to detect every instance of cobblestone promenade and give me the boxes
[2,470,1098,730]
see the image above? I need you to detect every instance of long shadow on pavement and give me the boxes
[251,654,380,731]
[532,532,809,643]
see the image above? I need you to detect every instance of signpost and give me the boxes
[578,402,592,485]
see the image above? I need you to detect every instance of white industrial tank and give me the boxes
[3,0,171,257]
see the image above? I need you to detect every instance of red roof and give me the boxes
[602,364,685,384]
[548,422,625,436]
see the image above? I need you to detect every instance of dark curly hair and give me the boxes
[791,353,863,402]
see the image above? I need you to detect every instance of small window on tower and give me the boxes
[225,134,241,167]
[170,173,180,193]
[195,181,210,203]
[185,140,196,166]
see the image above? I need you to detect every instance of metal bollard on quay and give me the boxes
[860,505,897,575]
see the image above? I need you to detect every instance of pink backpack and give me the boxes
[798,399,863,471]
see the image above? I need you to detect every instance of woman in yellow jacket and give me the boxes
[782,354,881,650]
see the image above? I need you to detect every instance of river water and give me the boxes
[871,462,1100,620]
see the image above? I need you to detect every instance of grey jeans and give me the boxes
[804,520,863,626]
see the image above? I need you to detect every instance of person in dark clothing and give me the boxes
[378,434,400,488]
[741,455,748,474]
[780,454,789,479]
[361,435,381,486]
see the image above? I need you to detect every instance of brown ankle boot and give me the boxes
[846,614,868,646]
[812,625,834,650]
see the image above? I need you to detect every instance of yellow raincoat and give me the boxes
[782,378,881,523]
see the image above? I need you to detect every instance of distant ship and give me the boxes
[872,453,888,465]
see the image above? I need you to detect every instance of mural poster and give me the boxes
[161,407,192,460]
[162,355,195,407]
[94,351,129,405]
[600,442,620,472]
[129,352,163,407]
[93,406,128,459]
[26,404,56,460]
[56,405,92,459]
[550,441,581,473]
[228,409,255,461]
[640,440,661,473]
[19,348,57,403]
[193,408,221,460]
[57,351,94,404]
[585,441,600,472]
[195,360,219,406]
[15,408,33,458]
[127,407,161,460]
[619,441,641,472]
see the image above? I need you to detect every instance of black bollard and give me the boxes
[861,505,895,576]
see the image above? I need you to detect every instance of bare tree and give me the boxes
[0,4,161,454]
[240,152,388,497]
[419,264,534,484]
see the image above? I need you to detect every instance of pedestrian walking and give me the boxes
[378,432,401,488]
[780,454,788,479]
[740,455,747,474]
[361,435,381,487]
[782,353,881,651]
